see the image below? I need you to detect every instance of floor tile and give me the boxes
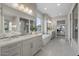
[36,36,76,56]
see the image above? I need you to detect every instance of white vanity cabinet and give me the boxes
[0,34,43,56]
[0,41,22,56]
[22,35,43,56]
[31,35,43,55]
[22,39,32,56]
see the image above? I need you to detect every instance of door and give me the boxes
[31,36,42,55]
[22,39,32,56]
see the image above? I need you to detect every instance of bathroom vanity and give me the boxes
[0,33,43,56]
[42,31,55,45]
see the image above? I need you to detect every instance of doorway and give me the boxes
[57,20,65,37]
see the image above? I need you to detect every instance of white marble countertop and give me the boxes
[0,33,42,47]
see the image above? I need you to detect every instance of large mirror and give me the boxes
[72,4,78,43]
[0,4,2,33]
[36,17,42,33]
[20,18,29,34]
[4,15,17,33]
[47,20,52,34]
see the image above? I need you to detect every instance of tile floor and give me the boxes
[36,36,76,56]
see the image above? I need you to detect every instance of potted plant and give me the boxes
[31,25,36,34]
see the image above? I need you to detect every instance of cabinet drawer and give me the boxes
[1,51,21,56]
[1,42,21,51]
[22,39,32,56]
[1,42,22,56]
[1,47,21,56]
[31,36,42,55]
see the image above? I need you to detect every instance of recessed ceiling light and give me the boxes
[57,4,61,6]
[44,8,47,10]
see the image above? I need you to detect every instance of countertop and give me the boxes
[0,33,42,47]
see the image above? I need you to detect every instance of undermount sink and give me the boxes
[0,35,19,41]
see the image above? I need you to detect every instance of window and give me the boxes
[36,17,42,32]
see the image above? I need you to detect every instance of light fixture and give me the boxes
[24,7,29,12]
[57,4,61,6]
[12,4,33,15]
[12,25,16,28]
[9,22,12,31]
[19,4,25,10]
[28,9,32,14]
[44,8,47,10]
[12,3,19,8]
[48,20,52,23]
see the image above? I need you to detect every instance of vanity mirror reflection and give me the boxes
[35,17,42,33]
[20,18,29,34]
[4,15,17,33]
[0,15,20,39]
[30,20,35,32]
[72,3,78,43]
[47,20,52,34]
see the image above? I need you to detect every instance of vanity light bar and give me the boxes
[24,7,29,12]
[13,3,33,15]
[18,4,25,10]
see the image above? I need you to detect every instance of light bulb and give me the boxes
[57,4,61,6]
[24,7,29,12]
[48,20,51,23]
[28,9,32,14]
[19,4,25,11]
[12,3,19,8]
[44,8,47,10]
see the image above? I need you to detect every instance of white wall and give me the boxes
[78,3,79,55]
[0,4,4,33]
[66,3,79,55]
[42,14,53,34]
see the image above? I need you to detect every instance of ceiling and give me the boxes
[37,3,74,17]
